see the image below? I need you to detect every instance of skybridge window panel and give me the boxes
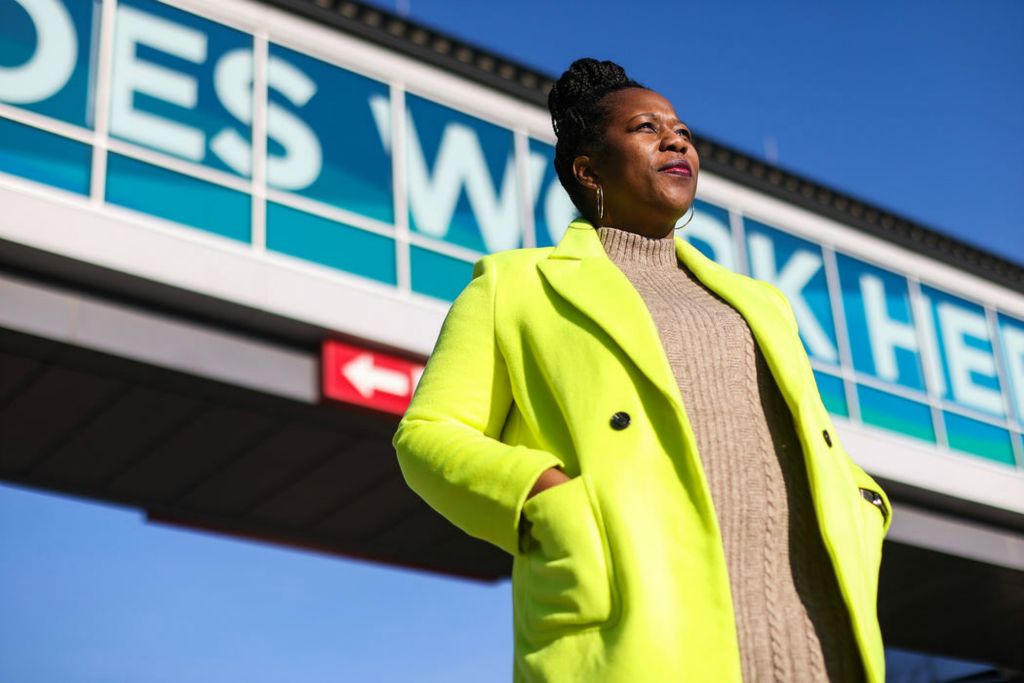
[813,369,849,418]
[409,246,473,303]
[942,411,1016,466]
[105,153,250,243]
[682,199,737,271]
[743,218,840,367]
[996,312,1024,426]
[266,44,394,225]
[836,253,927,394]
[108,0,253,178]
[265,202,396,286]
[404,93,523,255]
[0,0,97,128]
[528,138,578,248]
[0,117,91,195]
[856,383,937,445]
[919,284,1006,420]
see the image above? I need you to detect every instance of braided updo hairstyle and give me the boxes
[548,58,647,218]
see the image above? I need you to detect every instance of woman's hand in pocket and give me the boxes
[527,466,573,500]
[514,472,617,636]
[520,467,572,548]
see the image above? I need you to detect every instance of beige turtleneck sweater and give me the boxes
[596,225,863,683]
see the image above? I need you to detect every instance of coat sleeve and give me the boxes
[392,254,565,556]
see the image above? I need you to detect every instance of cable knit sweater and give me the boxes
[596,225,863,683]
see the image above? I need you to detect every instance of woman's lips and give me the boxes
[659,160,693,177]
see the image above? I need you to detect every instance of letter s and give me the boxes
[210,49,253,176]
[210,49,322,190]
[266,56,321,190]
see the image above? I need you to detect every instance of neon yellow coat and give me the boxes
[393,218,892,682]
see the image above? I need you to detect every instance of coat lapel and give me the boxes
[537,219,682,409]
[537,218,811,417]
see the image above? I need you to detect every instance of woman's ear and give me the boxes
[572,155,599,192]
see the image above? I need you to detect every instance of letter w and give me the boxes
[405,114,519,253]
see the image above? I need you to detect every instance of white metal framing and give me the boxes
[87,0,117,204]
[250,32,269,254]
[390,82,410,292]
[908,276,951,453]
[822,244,863,424]
[514,129,537,250]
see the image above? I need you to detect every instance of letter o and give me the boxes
[0,0,77,104]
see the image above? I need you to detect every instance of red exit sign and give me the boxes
[321,340,424,415]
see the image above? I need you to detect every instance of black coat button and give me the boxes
[610,411,631,430]
[823,429,832,447]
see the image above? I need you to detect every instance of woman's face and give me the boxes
[573,87,699,237]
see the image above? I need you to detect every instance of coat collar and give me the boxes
[537,218,806,416]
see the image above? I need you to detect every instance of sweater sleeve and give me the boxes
[392,254,564,556]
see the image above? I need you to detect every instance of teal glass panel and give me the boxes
[857,383,936,443]
[405,93,521,254]
[0,0,97,127]
[110,0,251,177]
[996,312,1024,424]
[0,117,90,194]
[266,202,395,285]
[529,137,578,248]
[410,247,474,302]
[683,199,735,269]
[813,370,849,417]
[836,252,925,392]
[920,284,1004,419]
[943,411,1015,466]
[105,153,249,242]
[268,44,393,224]
[744,218,839,366]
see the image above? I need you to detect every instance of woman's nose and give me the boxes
[662,131,689,152]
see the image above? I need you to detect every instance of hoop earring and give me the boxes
[595,185,604,224]
[675,204,695,230]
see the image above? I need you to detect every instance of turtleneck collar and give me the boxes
[596,225,678,268]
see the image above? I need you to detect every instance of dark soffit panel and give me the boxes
[0,325,509,584]
[879,541,1024,671]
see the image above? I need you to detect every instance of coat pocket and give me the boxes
[513,472,615,639]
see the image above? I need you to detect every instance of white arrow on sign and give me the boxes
[342,353,410,398]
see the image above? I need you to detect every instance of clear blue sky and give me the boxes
[2,1,1021,681]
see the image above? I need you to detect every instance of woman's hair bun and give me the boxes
[548,58,641,138]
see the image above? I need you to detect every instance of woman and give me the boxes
[393,58,891,683]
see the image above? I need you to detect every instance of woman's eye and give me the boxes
[636,122,656,131]
[677,128,691,139]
